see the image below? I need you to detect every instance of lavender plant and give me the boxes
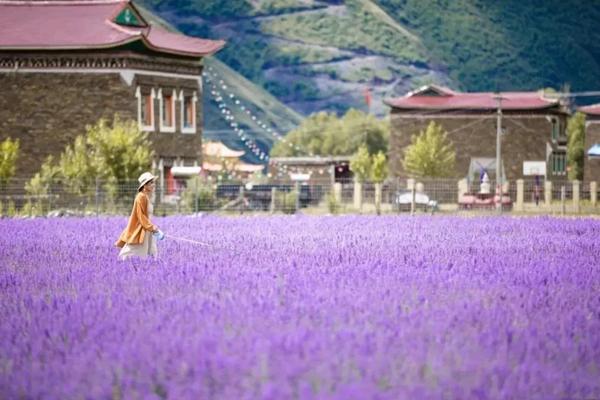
[0,216,599,399]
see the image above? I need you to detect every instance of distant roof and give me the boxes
[384,85,561,111]
[202,141,245,158]
[0,0,225,57]
[579,104,600,116]
[270,156,351,165]
[202,161,263,173]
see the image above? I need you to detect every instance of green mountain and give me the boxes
[138,0,600,159]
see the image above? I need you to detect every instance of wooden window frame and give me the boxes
[158,88,176,133]
[180,90,197,134]
[136,86,155,132]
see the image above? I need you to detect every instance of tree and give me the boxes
[403,121,456,178]
[270,108,389,157]
[0,137,19,187]
[370,151,388,183]
[566,112,585,181]
[28,116,153,198]
[349,145,371,182]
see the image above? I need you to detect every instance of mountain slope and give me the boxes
[137,4,304,164]
[375,0,600,93]
[140,0,451,117]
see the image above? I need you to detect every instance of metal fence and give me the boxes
[1,176,599,217]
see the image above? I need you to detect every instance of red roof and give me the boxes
[384,85,560,111]
[579,104,600,116]
[0,0,224,57]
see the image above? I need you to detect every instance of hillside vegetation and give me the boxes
[375,0,600,92]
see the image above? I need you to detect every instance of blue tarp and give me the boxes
[588,144,600,157]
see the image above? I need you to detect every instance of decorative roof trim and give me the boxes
[404,84,456,98]
[110,1,148,28]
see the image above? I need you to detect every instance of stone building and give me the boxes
[384,85,570,181]
[579,104,600,183]
[0,0,224,187]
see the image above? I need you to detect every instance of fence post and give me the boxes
[544,180,552,208]
[375,182,382,215]
[458,178,468,203]
[95,177,99,217]
[194,177,198,214]
[515,179,524,212]
[572,180,580,214]
[295,181,300,213]
[353,178,362,211]
[591,181,598,207]
[270,187,276,214]
[407,178,415,215]
[333,182,342,204]
[561,185,566,215]
[239,186,244,215]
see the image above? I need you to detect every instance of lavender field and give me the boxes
[1,216,599,399]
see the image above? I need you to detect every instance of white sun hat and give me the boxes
[137,171,157,191]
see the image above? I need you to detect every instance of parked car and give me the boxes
[394,190,438,212]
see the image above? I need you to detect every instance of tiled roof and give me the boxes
[579,104,600,116]
[384,85,560,111]
[0,0,224,57]
[202,141,245,158]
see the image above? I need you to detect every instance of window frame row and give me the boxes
[136,86,198,134]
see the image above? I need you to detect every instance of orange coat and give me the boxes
[115,192,157,248]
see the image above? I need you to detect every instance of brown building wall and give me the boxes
[584,119,600,183]
[389,110,567,181]
[0,70,203,178]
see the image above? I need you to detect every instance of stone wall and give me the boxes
[389,110,567,180]
[0,70,203,178]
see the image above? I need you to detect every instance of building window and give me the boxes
[551,151,566,175]
[550,117,560,142]
[159,89,176,133]
[136,86,155,132]
[180,90,197,134]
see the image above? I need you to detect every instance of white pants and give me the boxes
[118,231,157,260]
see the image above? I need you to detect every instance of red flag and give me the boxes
[363,87,372,110]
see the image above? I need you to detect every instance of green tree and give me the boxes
[24,155,59,213]
[28,116,153,198]
[271,108,389,157]
[566,112,585,181]
[0,137,19,187]
[403,121,456,178]
[371,151,388,183]
[349,145,371,182]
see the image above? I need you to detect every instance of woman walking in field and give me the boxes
[115,172,164,260]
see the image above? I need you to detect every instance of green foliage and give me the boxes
[0,137,19,187]
[27,116,153,199]
[182,177,218,212]
[567,112,586,181]
[371,151,388,183]
[259,0,425,64]
[376,0,600,91]
[6,200,16,217]
[273,189,297,214]
[325,192,341,214]
[403,121,456,178]
[350,145,372,183]
[271,109,389,157]
[24,156,59,214]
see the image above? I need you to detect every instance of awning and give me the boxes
[170,166,202,177]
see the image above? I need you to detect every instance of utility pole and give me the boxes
[494,94,504,215]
